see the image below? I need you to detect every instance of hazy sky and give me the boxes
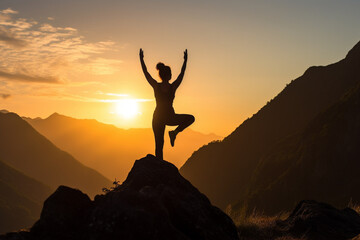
[0,0,359,136]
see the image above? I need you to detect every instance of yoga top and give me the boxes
[153,83,175,114]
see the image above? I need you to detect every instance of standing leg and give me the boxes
[152,118,166,160]
[168,114,195,147]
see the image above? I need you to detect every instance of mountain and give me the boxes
[0,111,111,197]
[230,80,360,215]
[180,40,360,209]
[0,155,239,240]
[0,160,52,234]
[24,113,220,181]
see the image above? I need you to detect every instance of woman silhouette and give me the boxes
[140,48,195,160]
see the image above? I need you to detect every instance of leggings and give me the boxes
[152,113,195,160]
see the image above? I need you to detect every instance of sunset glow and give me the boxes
[0,1,360,235]
[0,1,359,136]
[115,99,140,119]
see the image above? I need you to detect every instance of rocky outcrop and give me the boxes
[0,154,239,240]
[278,200,360,240]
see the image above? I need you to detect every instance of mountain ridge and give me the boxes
[231,80,360,215]
[0,111,111,198]
[24,112,220,181]
[180,40,360,209]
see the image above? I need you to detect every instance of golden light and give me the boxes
[115,99,140,119]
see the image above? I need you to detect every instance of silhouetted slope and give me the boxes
[0,155,239,240]
[0,160,52,234]
[180,41,360,208]
[24,113,220,181]
[0,112,111,197]
[232,81,360,215]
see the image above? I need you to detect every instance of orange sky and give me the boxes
[0,1,360,136]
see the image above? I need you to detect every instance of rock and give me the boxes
[30,186,93,240]
[1,155,239,240]
[0,231,31,240]
[277,200,360,240]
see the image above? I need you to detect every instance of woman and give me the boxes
[140,48,195,160]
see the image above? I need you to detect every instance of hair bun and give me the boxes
[156,62,165,70]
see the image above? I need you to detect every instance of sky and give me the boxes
[0,0,359,136]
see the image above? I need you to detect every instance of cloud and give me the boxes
[95,92,153,102]
[104,93,129,97]
[0,93,11,99]
[96,92,153,103]
[99,98,153,103]
[1,8,18,15]
[0,26,27,47]
[29,88,154,103]
[84,58,123,75]
[0,8,122,87]
[31,90,152,103]
[0,70,60,83]
[32,91,102,102]
[0,16,36,30]
[38,23,57,32]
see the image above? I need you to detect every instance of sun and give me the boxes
[115,99,140,119]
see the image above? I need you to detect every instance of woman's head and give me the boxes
[156,62,172,82]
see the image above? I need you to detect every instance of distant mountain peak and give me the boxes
[0,109,9,114]
[346,40,360,61]
[48,112,62,118]
[46,112,76,121]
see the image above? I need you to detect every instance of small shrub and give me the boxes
[102,178,121,193]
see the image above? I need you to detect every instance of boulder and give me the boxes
[31,186,93,240]
[278,200,360,240]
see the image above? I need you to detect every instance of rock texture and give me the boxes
[278,200,360,240]
[1,155,239,240]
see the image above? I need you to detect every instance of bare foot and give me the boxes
[169,130,177,147]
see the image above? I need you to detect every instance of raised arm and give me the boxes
[139,48,157,87]
[172,49,187,90]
